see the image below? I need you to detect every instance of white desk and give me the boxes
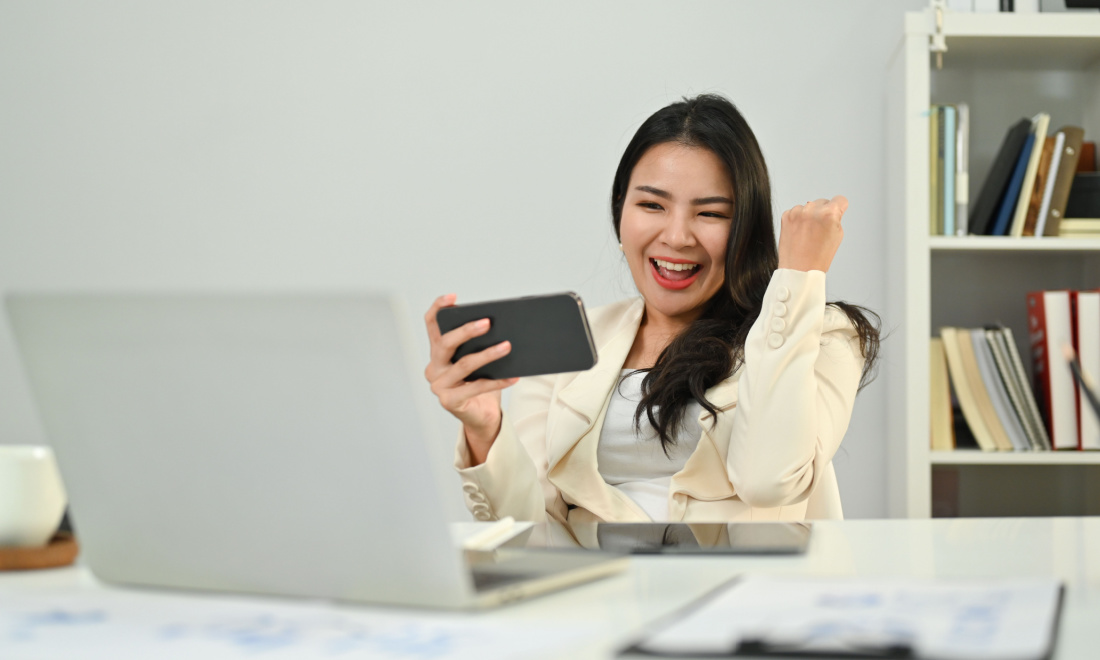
[2,518,1098,659]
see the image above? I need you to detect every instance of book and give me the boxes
[1027,291,1079,449]
[1074,291,1100,450]
[1059,217,1100,238]
[954,103,970,234]
[1044,126,1086,236]
[1034,131,1065,237]
[1022,136,1056,236]
[1065,344,1100,444]
[930,105,944,235]
[1058,218,1100,238]
[930,338,954,450]
[944,105,957,236]
[954,327,1014,450]
[971,329,1031,450]
[1065,172,1100,218]
[1079,140,1096,172]
[970,118,1031,236]
[1009,113,1051,237]
[940,327,998,451]
[1000,327,1052,450]
[985,328,1044,450]
[991,132,1035,236]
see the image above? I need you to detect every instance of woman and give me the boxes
[424,94,879,524]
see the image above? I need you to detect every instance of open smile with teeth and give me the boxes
[650,258,702,289]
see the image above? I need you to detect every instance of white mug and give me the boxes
[0,445,67,547]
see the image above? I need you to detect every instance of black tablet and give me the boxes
[590,522,811,555]
[436,292,597,381]
[519,522,812,555]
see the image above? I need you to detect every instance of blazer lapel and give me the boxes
[546,298,649,522]
[671,374,740,502]
[548,298,644,470]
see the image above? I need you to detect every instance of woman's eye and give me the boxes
[700,212,730,219]
[638,202,663,210]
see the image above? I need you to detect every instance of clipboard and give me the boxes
[618,575,1065,660]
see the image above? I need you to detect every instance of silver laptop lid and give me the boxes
[6,293,472,608]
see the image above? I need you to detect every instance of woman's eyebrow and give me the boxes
[634,186,732,206]
[635,185,671,199]
[692,196,733,205]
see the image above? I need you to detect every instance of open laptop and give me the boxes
[5,292,627,609]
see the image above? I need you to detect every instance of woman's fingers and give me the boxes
[434,340,512,390]
[437,377,520,413]
[437,317,491,356]
[423,293,457,344]
[830,195,849,216]
[778,194,848,273]
[425,316,495,383]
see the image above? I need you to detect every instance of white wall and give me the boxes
[0,0,925,519]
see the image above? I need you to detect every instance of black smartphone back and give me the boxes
[436,292,597,380]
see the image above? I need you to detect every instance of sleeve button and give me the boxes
[462,483,479,494]
[770,317,786,332]
[468,492,487,504]
[474,511,494,521]
[768,333,785,349]
[776,286,791,302]
[773,302,787,317]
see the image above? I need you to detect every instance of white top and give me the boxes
[596,370,701,520]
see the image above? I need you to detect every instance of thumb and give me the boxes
[830,195,849,216]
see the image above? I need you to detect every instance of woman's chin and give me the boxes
[642,295,709,324]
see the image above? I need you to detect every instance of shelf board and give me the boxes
[942,12,1100,39]
[931,450,1100,465]
[929,236,1100,252]
[908,11,1100,69]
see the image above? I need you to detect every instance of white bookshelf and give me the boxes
[886,10,1100,518]
[931,451,1100,466]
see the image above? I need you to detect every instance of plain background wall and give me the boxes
[0,0,925,520]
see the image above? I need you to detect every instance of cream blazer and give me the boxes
[453,269,865,523]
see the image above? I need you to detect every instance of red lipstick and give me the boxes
[649,258,701,290]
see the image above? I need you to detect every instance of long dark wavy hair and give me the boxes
[610,94,881,453]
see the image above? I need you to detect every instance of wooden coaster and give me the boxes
[0,532,79,571]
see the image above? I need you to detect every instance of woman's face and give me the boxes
[619,142,734,327]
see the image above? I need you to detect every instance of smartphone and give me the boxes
[436,292,597,380]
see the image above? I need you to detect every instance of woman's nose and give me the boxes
[660,210,695,248]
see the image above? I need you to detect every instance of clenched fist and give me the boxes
[778,195,847,273]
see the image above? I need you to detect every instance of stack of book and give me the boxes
[1027,290,1100,451]
[929,104,969,236]
[932,291,1100,452]
[1058,218,1100,239]
[929,106,1098,237]
[931,326,1050,451]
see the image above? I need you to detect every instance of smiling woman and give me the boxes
[424,94,880,524]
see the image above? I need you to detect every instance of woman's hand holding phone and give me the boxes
[424,293,519,466]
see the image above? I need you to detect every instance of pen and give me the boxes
[1062,344,1100,423]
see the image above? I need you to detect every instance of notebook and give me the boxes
[5,292,627,609]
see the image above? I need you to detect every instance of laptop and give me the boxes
[5,292,627,609]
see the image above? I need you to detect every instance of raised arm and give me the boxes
[725,196,865,508]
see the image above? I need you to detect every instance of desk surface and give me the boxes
[2,517,1099,659]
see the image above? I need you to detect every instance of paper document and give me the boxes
[0,586,593,660]
[621,575,1062,659]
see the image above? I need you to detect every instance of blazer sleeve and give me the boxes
[452,373,568,523]
[726,268,866,509]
